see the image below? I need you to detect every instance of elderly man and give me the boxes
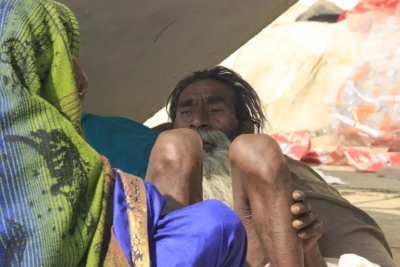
[152,66,396,267]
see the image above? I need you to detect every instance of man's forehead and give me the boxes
[178,80,235,102]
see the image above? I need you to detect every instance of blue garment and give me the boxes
[81,112,159,179]
[113,170,247,267]
[85,113,248,266]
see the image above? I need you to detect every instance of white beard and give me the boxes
[196,129,234,208]
[203,170,233,209]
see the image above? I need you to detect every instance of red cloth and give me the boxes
[338,0,400,21]
[273,130,400,172]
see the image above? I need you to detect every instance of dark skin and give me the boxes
[74,57,324,266]
[168,79,326,267]
[145,129,204,215]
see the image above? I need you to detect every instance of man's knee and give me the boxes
[229,134,287,184]
[152,129,202,166]
[229,134,283,162]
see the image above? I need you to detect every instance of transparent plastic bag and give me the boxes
[339,0,400,21]
[328,4,400,147]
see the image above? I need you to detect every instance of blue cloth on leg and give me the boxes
[113,177,247,267]
[147,193,247,267]
[81,113,159,179]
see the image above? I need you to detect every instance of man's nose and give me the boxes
[190,109,210,129]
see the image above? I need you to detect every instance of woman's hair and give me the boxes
[166,66,268,133]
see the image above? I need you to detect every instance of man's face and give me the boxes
[173,79,237,206]
[173,79,240,142]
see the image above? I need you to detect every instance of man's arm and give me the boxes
[304,247,327,267]
[288,157,396,267]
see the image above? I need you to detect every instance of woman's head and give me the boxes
[0,3,108,264]
[0,0,86,130]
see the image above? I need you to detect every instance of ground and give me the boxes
[316,166,400,265]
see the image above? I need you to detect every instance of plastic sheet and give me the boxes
[329,2,400,149]
[273,130,400,172]
[221,19,367,135]
[339,0,400,21]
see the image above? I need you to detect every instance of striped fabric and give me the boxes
[0,0,148,266]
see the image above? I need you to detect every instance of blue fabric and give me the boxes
[149,199,247,267]
[113,177,247,267]
[85,113,248,266]
[81,113,159,179]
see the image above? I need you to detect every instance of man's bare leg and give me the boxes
[145,129,248,266]
[229,134,304,267]
[145,129,203,214]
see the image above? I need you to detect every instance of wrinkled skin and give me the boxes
[165,79,326,267]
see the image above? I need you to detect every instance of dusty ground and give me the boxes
[315,166,400,265]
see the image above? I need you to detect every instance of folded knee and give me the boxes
[229,134,288,185]
[229,134,284,165]
[153,129,202,165]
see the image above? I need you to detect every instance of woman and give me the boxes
[0,0,247,266]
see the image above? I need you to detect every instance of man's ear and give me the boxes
[239,121,255,134]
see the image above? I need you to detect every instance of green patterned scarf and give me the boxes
[0,0,114,265]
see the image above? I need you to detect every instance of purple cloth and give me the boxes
[113,171,247,267]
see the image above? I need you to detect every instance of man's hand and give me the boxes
[291,190,323,253]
